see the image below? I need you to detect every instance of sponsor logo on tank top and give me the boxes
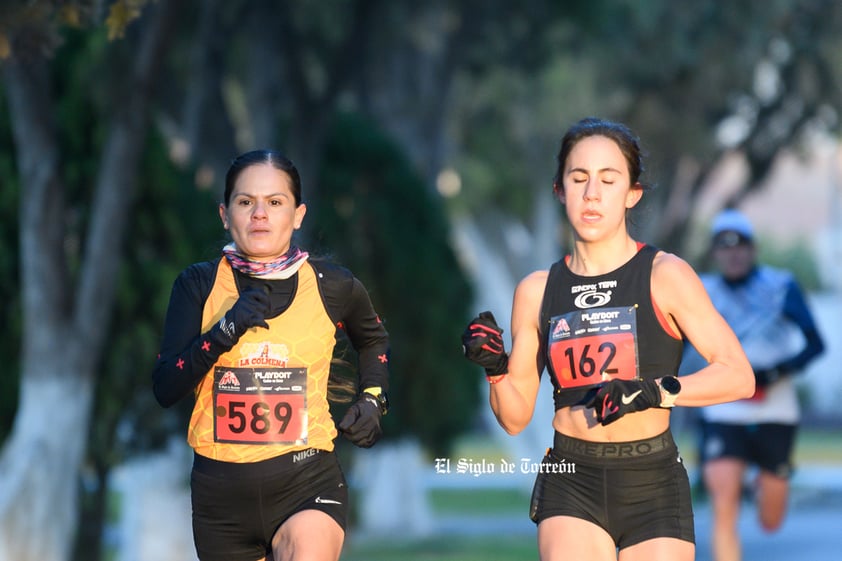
[236,342,291,368]
[218,370,240,390]
[570,280,617,308]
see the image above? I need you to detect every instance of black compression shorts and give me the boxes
[530,430,695,549]
[190,448,347,561]
[700,422,796,479]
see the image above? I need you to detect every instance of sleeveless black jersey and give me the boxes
[539,245,683,410]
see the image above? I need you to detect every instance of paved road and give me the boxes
[434,499,840,559]
[430,469,842,559]
[692,496,842,560]
[692,466,842,560]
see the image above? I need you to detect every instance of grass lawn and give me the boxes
[342,535,538,561]
[792,428,842,463]
[428,487,531,515]
[671,426,842,466]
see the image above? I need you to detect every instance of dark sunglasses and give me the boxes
[712,231,753,249]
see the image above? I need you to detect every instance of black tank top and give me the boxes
[539,245,683,409]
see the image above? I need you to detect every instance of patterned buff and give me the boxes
[222,243,309,279]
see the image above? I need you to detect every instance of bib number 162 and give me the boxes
[550,332,637,389]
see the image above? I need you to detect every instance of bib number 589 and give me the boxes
[215,393,304,443]
[226,400,293,434]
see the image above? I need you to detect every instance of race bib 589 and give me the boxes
[213,367,308,444]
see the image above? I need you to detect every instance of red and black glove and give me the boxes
[585,379,662,426]
[462,311,509,377]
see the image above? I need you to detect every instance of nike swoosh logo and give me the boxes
[621,390,643,405]
[315,496,342,505]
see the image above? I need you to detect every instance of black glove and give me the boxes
[211,286,270,348]
[338,394,383,448]
[462,311,509,376]
[585,379,662,426]
[754,364,794,388]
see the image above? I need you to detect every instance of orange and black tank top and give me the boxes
[539,245,683,410]
[187,259,337,462]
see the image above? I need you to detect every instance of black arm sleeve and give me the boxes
[343,276,391,391]
[312,260,390,392]
[152,260,232,408]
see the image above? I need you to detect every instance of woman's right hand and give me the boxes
[217,286,270,345]
[462,311,509,377]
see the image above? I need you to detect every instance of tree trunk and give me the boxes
[0,374,95,560]
[0,3,177,560]
[361,2,461,191]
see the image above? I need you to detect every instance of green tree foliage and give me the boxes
[315,112,478,455]
[1,23,218,455]
[0,87,20,439]
[2,1,837,556]
[91,129,219,458]
[580,0,842,250]
[0,25,215,560]
[1,52,480,464]
[757,238,822,292]
[73,131,216,561]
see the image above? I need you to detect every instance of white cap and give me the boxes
[711,209,754,239]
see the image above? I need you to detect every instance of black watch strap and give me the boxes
[363,389,389,415]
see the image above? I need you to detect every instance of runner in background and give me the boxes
[152,149,390,561]
[681,208,825,561]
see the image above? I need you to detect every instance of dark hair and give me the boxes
[223,149,303,206]
[553,117,647,191]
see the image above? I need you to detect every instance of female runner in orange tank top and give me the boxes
[154,150,390,561]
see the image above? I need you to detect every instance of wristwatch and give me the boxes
[363,387,390,416]
[657,376,681,408]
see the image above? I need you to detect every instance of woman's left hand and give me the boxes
[338,394,383,448]
[586,379,661,425]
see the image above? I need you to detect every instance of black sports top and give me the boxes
[539,245,683,410]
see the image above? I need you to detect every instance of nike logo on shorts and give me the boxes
[315,496,342,505]
[621,390,643,404]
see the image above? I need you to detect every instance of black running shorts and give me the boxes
[530,430,695,549]
[190,448,348,561]
[700,421,796,479]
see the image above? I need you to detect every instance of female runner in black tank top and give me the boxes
[462,118,754,561]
